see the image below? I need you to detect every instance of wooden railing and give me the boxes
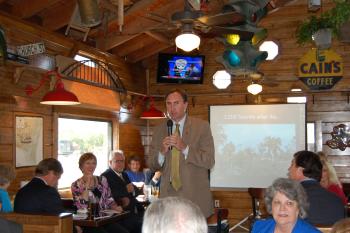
[0,212,73,233]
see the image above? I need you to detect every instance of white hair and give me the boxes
[142,196,208,233]
[109,149,124,160]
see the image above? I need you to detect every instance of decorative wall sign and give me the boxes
[15,115,43,167]
[326,124,350,151]
[17,42,45,57]
[298,48,343,90]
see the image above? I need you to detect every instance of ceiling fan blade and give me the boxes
[171,10,202,22]
[197,11,244,26]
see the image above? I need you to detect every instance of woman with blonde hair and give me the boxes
[318,152,347,204]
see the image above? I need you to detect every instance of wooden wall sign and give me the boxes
[298,48,343,90]
[16,42,45,57]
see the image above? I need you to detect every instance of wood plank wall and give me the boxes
[0,14,146,196]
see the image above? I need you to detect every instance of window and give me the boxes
[57,118,112,188]
[74,54,96,68]
[307,122,316,152]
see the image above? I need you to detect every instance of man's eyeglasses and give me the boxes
[113,160,125,163]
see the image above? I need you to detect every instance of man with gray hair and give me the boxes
[101,150,142,233]
[142,196,208,233]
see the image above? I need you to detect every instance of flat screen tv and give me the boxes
[157,53,205,84]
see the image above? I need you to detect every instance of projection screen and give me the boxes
[209,104,306,188]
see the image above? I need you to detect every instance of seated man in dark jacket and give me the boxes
[101,150,142,233]
[14,158,79,233]
[288,150,345,225]
[14,158,64,214]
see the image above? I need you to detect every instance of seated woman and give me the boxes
[71,152,129,233]
[125,155,144,183]
[318,152,348,204]
[252,178,321,233]
[0,164,16,212]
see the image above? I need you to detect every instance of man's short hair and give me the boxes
[109,149,124,160]
[165,89,188,103]
[35,158,63,176]
[142,196,207,233]
[293,150,322,181]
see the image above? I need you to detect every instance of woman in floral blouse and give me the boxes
[71,152,129,233]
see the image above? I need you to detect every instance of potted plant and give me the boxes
[296,0,350,47]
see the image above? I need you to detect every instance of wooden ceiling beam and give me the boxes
[144,31,173,45]
[126,41,172,63]
[40,0,75,30]
[11,0,61,18]
[112,34,156,57]
[96,0,182,50]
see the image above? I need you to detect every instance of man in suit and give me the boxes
[147,88,215,218]
[288,150,345,225]
[14,158,64,214]
[101,150,142,233]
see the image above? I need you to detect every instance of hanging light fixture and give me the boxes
[247,82,262,95]
[25,69,80,105]
[140,97,166,119]
[213,70,231,89]
[175,23,200,52]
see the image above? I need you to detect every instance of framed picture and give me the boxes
[15,115,43,167]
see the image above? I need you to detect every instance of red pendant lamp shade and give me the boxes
[140,105,165,119]
[40,81,80,105]
[140,97,165,119]
[24,69,80,106]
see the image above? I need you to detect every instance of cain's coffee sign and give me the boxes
[298,48,343,90]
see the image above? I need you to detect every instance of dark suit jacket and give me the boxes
[0,218,22,233]
[14,177,64,214]
[101,168,139,213]
[301,179,345,225]
[147,116,215,217]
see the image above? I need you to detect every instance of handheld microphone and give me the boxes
[167,119,173,136]
[167,119,173,150]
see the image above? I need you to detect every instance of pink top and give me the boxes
[328,184,348,204]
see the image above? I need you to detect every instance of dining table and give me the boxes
[73,210,130,227]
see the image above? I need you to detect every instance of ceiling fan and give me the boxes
[149,0,247,38]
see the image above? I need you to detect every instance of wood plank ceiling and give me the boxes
[0,0,293,64]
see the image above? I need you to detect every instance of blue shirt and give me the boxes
[0,188,13,212]
[252,218,321,233]
[125,170,145,183]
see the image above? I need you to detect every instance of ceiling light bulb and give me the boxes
[175,33,200,52]
[247,83,262,95]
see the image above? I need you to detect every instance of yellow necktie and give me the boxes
[171,123,182,191]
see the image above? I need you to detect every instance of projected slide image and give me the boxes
[211,124,296,188]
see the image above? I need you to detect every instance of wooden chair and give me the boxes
[0,212,73,233]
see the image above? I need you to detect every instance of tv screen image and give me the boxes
[157,53,205,84]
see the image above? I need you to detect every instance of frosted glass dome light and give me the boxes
[175,33,200,52]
